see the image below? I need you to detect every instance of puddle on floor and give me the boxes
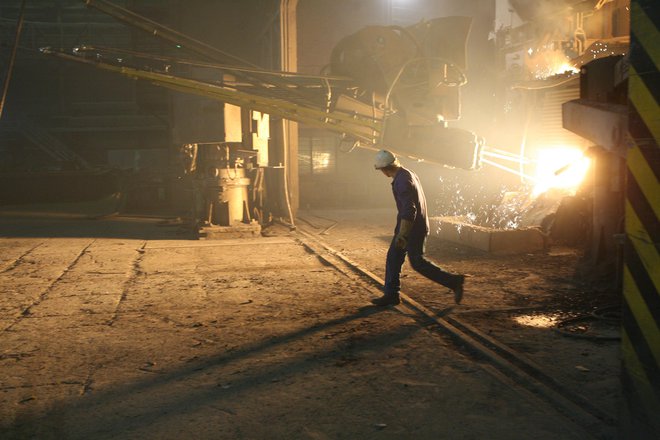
[513,313,562,328]
[512,310,621,340]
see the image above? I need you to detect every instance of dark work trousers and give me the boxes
[384,228,458,296]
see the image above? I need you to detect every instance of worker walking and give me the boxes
[372,149,465,306]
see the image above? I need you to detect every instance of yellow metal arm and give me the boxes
[43,49,382,144]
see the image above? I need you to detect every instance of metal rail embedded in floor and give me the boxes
[295,228,615,439]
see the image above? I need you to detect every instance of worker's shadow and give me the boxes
[358,301,456,322]
[432,305,456,317]
[4,305,414,439]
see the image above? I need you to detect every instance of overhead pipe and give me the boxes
[83,0,258,68]
[82,0,315,105]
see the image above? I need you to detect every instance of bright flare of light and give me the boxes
[555,62,578,75]
[527,49,579,79]
[532,147,591,196]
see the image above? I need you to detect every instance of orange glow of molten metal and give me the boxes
[557,62,578,74]
[532,147,591,197]
[527,49,579,79]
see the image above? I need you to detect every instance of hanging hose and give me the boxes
[0,0,27,119]
[281,120,296,230]
[279,0,297,230]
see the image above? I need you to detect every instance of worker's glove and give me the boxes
[395,219,413,250]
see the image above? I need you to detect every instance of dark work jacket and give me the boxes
[391,167,429,236]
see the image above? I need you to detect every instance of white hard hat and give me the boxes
[374,149,399,169]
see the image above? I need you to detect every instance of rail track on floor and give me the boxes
[295,227,616,439]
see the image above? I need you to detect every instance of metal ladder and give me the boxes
[18,119,91,169]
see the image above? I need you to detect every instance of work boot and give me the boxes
[453,275,465,304]
[371,294,400,306]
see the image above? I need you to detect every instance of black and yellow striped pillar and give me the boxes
[622,0,660,438]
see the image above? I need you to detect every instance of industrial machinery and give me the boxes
[176,104,270,237]
[43,2,480,168]
[26,0,634,244]
[179,141,264,238]
[36,0,482,234]
[327,15,480,169]
[485,0,631,263]
[38,0,482,234]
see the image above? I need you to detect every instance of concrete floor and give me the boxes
[0,210,619,439]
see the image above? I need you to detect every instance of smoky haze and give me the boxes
[0,0,538,223]
[297,0,512,215]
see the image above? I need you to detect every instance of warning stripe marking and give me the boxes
[626,202,660,277]
[627,109,660,183]
[622,298,660,400]
[620,369,652,429]
[623,262,660,368]
[626,171,660,248]
[631,2,660,71]
[625,232,660,319]
[623,0,660,434]
[621,329,660,425]
[631,31,660,105]
[629,66,660,143]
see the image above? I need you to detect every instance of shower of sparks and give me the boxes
[434,178,532,231]
[435,146,591,232]
[526,49,579,79]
